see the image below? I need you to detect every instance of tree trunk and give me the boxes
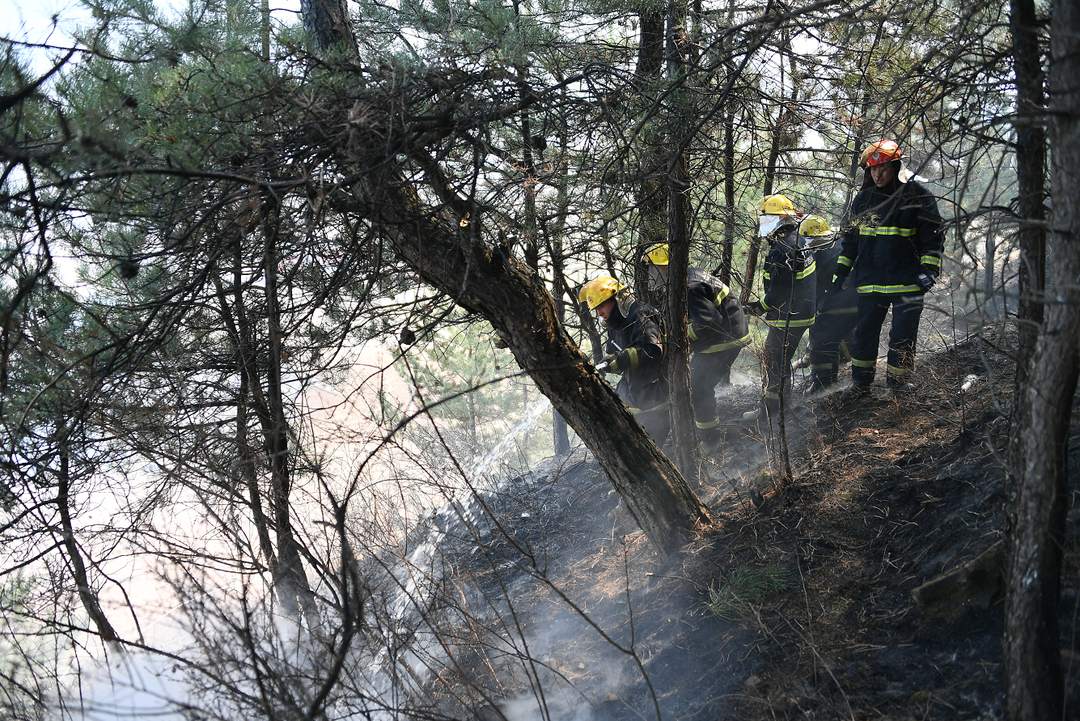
[739,120,781,304]
[984,221,997,315]
[370,175,713,554]
[301,0,713,554]
[1008,0,1047,476]
[1010,0,1047,355]
[664,0,699,482]
[237,357,278,571]
[300,0,356,58]
[741,38,793,303]
[260,0,271,62]
[1006,0,1077,713]
[549,113,573,455]
[514,11,540,277]
[56,425,119,643]
[719,103,736,284]
[716,0,737,284]
[226,243,278,571]
[634,9,667,298]
[261,202,321,628]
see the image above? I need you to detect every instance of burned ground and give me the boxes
[704,332,1080,720]
[388,331,1079,720]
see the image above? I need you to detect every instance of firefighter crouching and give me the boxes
[803,214,858,392]
[744,194,817,423]
[578,275,670,444]
[831,139,944,394]
[640,242,750,440]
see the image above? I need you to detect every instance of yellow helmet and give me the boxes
[799,214,832,237]
[578,275,625,310]
[761,194,797,216]
[642,243,670,266]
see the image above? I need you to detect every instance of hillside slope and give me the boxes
[396,332,1079,721]
[704,332,1080,720]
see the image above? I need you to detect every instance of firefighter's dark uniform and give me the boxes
[807,243,858,389]
[685,268,751,431]
[752,225,817,412]
[605,295,669,443]
[836,177,944,387]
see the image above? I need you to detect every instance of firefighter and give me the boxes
[640,242,751,438]
[578,275,669,443]
[802,214,858,392]
[831,140,944,394]
[744,194,817,422]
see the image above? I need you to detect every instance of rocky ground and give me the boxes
[392,330,1080,721]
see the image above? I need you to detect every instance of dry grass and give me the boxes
[705,564,791,621]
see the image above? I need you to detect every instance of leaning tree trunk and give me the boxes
[303,0,713,555]
[372,174,714,554]
[1006,0,1077,715]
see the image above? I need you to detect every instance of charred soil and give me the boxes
[409,331,1079,720]
[699,331,1080,720]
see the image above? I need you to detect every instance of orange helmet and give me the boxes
[859,139,903,169]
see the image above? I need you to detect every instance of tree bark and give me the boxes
[548,112,573,455]
[1006,0,1077,714]
[634,9,668,298]
[369,174,713,554]
[300,0,356,58]
[741,37,794,303]
[224,243,278,571]
[261,202,321,628]
[1007,0,1047,479]
[720,103,736,284]
[665,0,699,482]
[301,0,713,554]
[716,0,737,284]
[56,425,119,643]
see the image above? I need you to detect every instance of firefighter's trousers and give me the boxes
[690,346,741,430]
[764,325,808,410]
[808,287,857,387]
[850,293,925,386]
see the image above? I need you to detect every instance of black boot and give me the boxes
[886,377,915,395]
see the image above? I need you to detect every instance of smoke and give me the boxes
[498,686,597,721]
[67,650,189,721]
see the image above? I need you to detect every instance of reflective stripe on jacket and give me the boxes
[761,226,817,328]
[685,267,751,353]
[838,179,944,295]
[605,298,667,410]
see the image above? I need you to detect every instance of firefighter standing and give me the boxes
[831,140,944,393]
[803,215,858,392]
[745,194,817,421]
[578,275,670,443]
[640,243,751,437]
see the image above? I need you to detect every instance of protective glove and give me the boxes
[916,271,935,292]
[598,353,621,373]
[743,302,764,317]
